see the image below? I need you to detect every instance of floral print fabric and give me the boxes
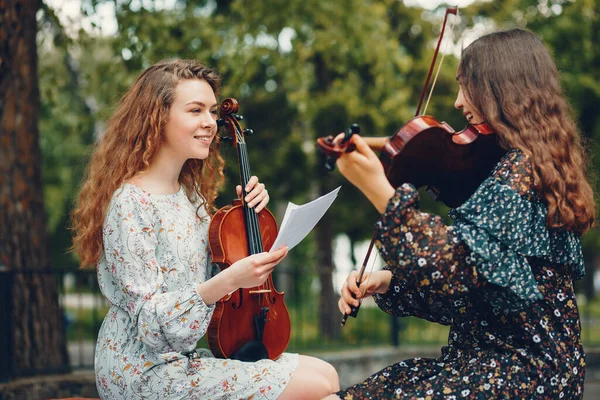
[95,184,297,400]
[337,149,585,399]
[450,150,584,312]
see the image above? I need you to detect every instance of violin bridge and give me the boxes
[249,289,272,294]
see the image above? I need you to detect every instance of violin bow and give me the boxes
[341,5,460,326]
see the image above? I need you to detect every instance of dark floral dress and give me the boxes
[337,149,586,399]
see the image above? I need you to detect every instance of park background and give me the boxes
[1,0,600,398]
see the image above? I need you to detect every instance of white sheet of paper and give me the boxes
[269,186,341,252]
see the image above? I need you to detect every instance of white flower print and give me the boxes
[554,309,561,317]
[537,386,544,394]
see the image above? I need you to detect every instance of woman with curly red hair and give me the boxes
[328,29,595,399]
[72,59,338,399]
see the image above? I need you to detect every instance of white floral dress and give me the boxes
[94,184,298,400]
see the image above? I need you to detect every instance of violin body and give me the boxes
[380,115,505,208]
[208,200,290,360]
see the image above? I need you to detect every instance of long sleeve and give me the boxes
[372,184,480,324]
[373,149,585,318]
[98,188,215,355]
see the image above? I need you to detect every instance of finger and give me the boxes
[346,277,361,296]
[236,185,242,198]
[264,246,288,262]
[338,298,351,315]
[332,132,345,146]
[336,143,370,169]
[245,183,265,205]
[247,185,266,207]
[340,282,350,297]
[253,191,269,213]
[245,176,259,193]
[271,246,288,263]
[349,135,377,159]
[341,290,360,307]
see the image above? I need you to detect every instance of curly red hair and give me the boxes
[72,60,225,268]
[459,29,595,234]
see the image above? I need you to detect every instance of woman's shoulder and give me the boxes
[107,183,155,215]
[489,148,536,201]
[110,183,143,203]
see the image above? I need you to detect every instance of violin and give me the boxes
[316,7,506,325]
[207,98,291,361]
[317,116,505,208]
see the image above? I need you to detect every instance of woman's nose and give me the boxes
[203,113,217,129]
[454,88,464,110]
[454,94,462,110]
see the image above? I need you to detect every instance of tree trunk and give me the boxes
[315,179,341,341]
[312,52,341,341]
[0,0,69,379]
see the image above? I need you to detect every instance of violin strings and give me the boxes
[239,140,262,255]
[423,6,459,116]
[238,131,268,303]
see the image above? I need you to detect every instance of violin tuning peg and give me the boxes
[217,118,226,127]
[342,123,360,145]
[325,156,336,172]
[220,136,233,143]
[243,128,254,136]
[234,114,244,121]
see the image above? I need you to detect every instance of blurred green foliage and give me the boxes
[37,0,599,293]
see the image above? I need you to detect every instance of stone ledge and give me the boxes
[312,345,442,389]
[0,371,98,400]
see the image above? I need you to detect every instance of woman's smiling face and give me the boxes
[454,78,485,125]
[161,79,219,162]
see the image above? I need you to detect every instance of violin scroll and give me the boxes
[219,97,240,115]
[317,123,360,171]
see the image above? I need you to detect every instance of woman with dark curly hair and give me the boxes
[72,59,339,399]
[327,29,595,399]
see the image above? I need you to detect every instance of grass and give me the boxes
[64,296,600,349]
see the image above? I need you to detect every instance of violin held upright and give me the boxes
[207,98,291,361]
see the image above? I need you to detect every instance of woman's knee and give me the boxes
[322,361,340,391]
[304,356,339,392]
[281,355,339,398]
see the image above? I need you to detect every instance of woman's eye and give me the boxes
[191,108,201,113]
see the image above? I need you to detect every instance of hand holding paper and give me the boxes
[269,187,341,252]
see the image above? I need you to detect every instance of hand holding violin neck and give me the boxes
[318,123,360,171]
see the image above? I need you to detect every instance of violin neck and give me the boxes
[237,142,264,255]
[362,137,388,152]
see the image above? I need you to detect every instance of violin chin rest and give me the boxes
[230,340,269,362]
